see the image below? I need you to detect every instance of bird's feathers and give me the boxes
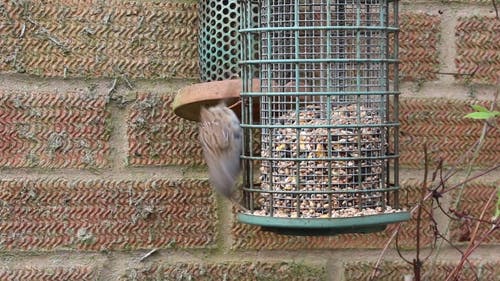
[199,104,242,198]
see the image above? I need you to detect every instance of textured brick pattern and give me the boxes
[456,16,500,83]
[0,178,216,251]
[402,0,493,2]
[448,0,493,2]
[399,98,500,168]
[344,261,500,281]
[399,13,440,81]
[127,92,204,166]
[0,1,198,79]
[450,182,500,244]
[0,267,99,281]
[122,262,326,281]
[232,179,433,250]
[0,91,110,168]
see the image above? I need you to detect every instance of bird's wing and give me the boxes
[198,105,242,198]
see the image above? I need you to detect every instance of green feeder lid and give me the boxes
[237,212,411,236]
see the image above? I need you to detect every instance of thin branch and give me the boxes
[493,0,499,19]
[435,230,482,281]
[370,82,498,281]
[445,199,498,281]
[422,201,481,280]
[469,187,497,245]
[435,189,498,227]
[411,144,429,280]
[371,161,499,280]
[427,116,491,279]
[139,248,158,262]
[435,196,460,222]
[122,75,134,89]
[431,87,497,278]
[107,78,118,96]
[419,206,437,262]
[371,187,438,281]
[395,227,413,265]
[369,223,403,281]
[440,164,500,195]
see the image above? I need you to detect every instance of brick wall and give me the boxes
[0,1,499,280]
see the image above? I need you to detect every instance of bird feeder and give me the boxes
[198,0,241,81]
[238,0,410,234]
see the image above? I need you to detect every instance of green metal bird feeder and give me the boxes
[238,0,410,234]
[198,0,241,81]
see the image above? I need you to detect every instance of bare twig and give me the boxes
[371,161,499,280]
[372,115,499,280]
[426,94,499,280]
[371,194,437,278]
[138,248,158,262]
[395,227,413,265]
[434,229,481,281]
[493,0,499,19]
[19,23,25,38]
[419,205,483,281]
[412,144,431,280]
[369,223,403,281]
[370,188,437,281]
[108,78,118,95]
[440,164,500,195]
[444,189,498,281]
[122,75,134,90]
[420,206,437,262]
[470,188,496,247]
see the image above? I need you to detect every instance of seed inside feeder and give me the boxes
[252,104,402,218]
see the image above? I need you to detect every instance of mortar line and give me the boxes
[2,246,499,265]
[0,167,185,181]
[398,1,495,98]
[438,8,458,85]
[107,102,129,173]
[213,195,235,254]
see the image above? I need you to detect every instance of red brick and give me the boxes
[232,179,433,250]
[450,182,499,244]
[456,16,500,83]
[399,98,500,168]
[127,92,204,166]
[0,91,110,169]
[344,261,500,281]
[0,178,216,251]
[0,1,198,79]
[122,262,326,281]
[402,0,492,2]
[0,266,99,281]
[398,13,441,81]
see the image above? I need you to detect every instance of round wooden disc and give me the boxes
[172,79,260,122]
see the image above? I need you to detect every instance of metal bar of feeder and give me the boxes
[242,187,401,194]
[241,58,398,64]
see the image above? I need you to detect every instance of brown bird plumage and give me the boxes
[198,103,242,199]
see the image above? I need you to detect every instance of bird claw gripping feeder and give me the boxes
[237,0,410,234]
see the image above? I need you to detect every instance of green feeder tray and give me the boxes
[237,212,411,236]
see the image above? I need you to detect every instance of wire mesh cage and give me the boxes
[238,0,409,233]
